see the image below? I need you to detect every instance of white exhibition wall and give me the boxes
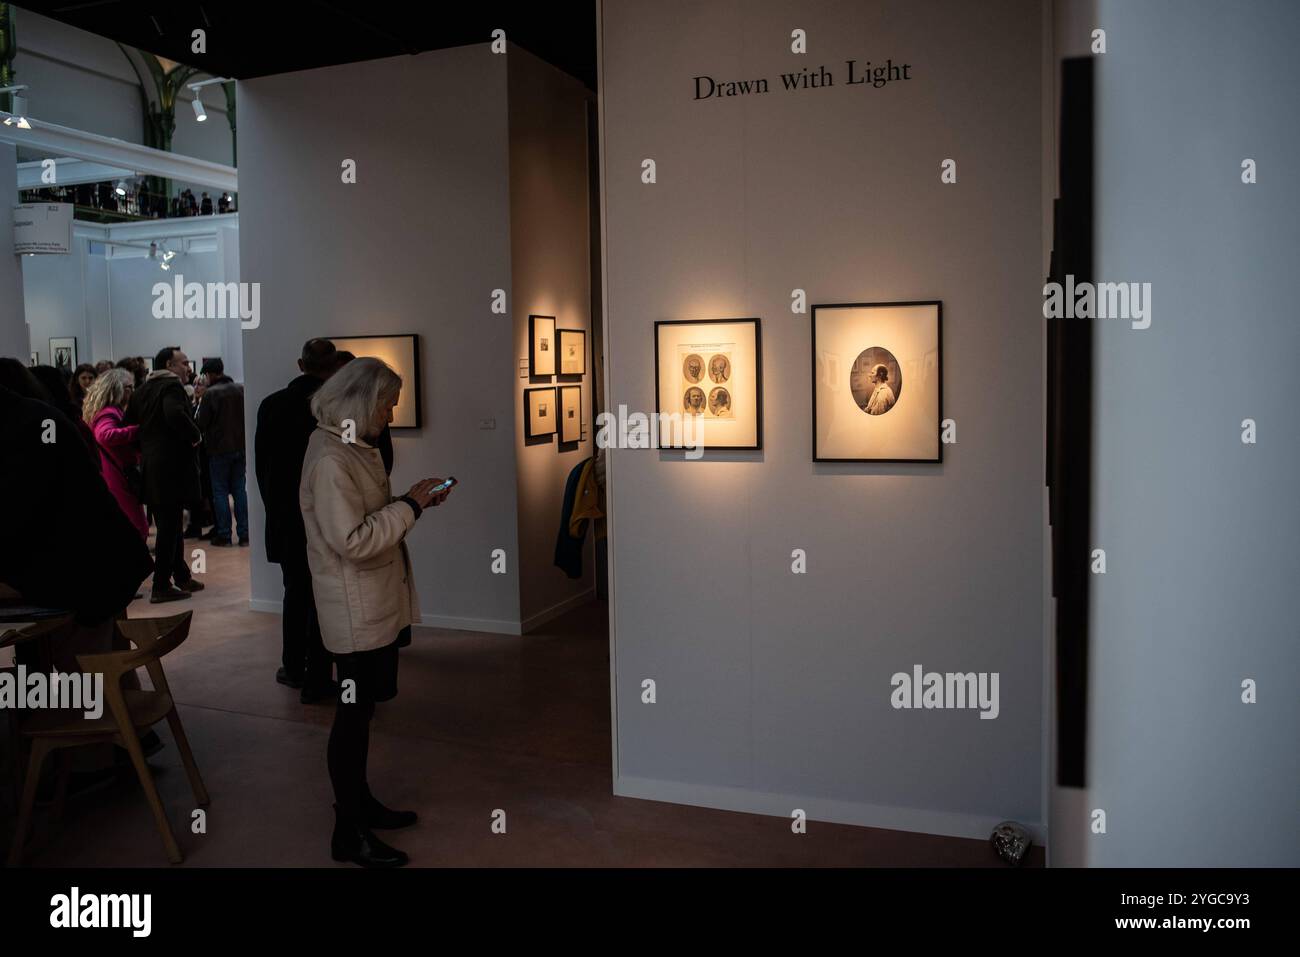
[1082,0,1300,866]
[22,230,241,375]
[508,48,597,627]
[599,0,1047,837]
[238,44,592,634]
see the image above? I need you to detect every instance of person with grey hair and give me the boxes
[301,356,453,867]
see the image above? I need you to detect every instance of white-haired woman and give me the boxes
[301,356,451,867]
[84,368,147,539]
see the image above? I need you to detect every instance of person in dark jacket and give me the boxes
[255,338,339,702]
[125,347,205,603]
[30,364,99,464]
[0,381,153,623]
[196,358,248,547]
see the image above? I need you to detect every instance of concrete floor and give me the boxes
[20,542,1032,867]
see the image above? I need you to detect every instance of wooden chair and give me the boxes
[6,612,209,866]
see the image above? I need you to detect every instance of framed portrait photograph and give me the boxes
[811,301,942,462]
[328,334,422,428]
[654,318,762,450]
[49,337,77,373]
[559,385,582,443]
[529,314,556,377]
[524,386,557,439]
[558,328,586,376]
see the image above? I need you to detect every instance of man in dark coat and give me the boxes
[196,358,248,547]
[126,346,204,603]
[254,338,339,702]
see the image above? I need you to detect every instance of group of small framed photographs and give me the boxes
[652,300,942,462]
[525,314,586,444]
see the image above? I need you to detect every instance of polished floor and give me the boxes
[19,542,1034,867]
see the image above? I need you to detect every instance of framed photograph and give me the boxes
[187,359,198,377]
[524,386,557,439]
[558,328,586,376]
[811,301,942,462]
[559,385,582,443]
[529,314,556,377]
[654,318,762,451]
[328,334,422,429]
[29,352,38,367]
[49,337,77,373]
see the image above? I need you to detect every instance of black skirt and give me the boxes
[335,639,400,704]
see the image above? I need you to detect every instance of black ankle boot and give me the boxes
[364,789,418,830]
[331,805,409,867]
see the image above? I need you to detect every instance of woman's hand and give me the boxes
[405,478,441,510]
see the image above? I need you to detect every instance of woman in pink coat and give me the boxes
[83,368,149,539]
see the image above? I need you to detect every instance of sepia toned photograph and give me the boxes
[683,385,705,414]
[708,353,731,383]
[850,346,902,415]
[682,353,704,383]
[525,385,557,439]
[529,314,557,377]
[558,329,587,375]
[812,301,941,462]
[655,318,761,449]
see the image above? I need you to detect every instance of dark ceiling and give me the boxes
[16,1,597,89]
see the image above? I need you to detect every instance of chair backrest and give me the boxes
[76,612,193,692]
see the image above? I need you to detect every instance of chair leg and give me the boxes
[165,710,209,807]
[119,730,183,864]
[6,738,51,868]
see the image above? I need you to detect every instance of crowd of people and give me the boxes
[1,337,453,867]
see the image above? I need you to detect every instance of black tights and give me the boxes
[327,697,375,825]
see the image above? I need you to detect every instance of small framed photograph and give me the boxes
[559,385,582,443]
[811,300,942,462]
[49,337,77,372]
[654,317,762,450]
[524,386,557,439]
[558,329,586,376]
[529,315,556,377]
[328,334,422,428]
[29,352,38,367]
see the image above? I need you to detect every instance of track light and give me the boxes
[192,94,206,122]
[1,84,31,128]
[115,180,127,197]
[163,250,176,262]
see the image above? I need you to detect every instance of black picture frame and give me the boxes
[810,300,943,463]
[529,314,556,378]
[559,384,582,443]
[327,334,422,429]
[557,328,587,376]
[524,386,557,440]
[653,317,763,452]
[49,337,77,373]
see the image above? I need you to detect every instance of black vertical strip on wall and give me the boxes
[1047,57,1094,788]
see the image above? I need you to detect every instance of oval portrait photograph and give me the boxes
[708,353,731,383]
[850,346,902,416]
[683,386,706,414]
[708,386,731,416]
[682,353,704,383]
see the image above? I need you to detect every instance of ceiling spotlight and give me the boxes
[163,249,176,261]
[160,260,171,271]
[192,94,206,122]
[2,115,30,129]
[115,180,127,196]
[149,242,158,260]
